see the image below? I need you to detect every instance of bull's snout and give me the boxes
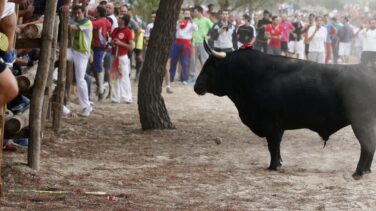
[194,82,207,95]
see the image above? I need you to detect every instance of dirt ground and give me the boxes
[1,78,376,210]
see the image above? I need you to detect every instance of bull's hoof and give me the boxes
[267,164,282,171]
[352,171,364,180]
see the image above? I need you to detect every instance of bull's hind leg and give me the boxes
[351,122,376,179]
[266,130,284,171]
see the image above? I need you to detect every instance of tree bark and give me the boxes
[138,0,183,130]
[28,0,58,170]
[53,14,68,132]
[0,106,5,196]
[16,64,38,93]
[5,108,30,134]
[42,16,59,127]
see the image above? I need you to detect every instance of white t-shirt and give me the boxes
[144,23,154,38]
[175,21,198,40]
[108,14,118,32]
[359,28,376,52]
[307,25,327,53]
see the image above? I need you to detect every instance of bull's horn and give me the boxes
[203,39,226,59]
[203,39,212,55]
[212,50,226,59]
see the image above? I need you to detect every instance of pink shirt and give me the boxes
[279,21,294,42]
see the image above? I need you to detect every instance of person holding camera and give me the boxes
[307,16,328,64]
[169,9,198,84]
[209,9,236,52]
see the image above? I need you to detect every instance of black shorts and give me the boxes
[281,41,288,52]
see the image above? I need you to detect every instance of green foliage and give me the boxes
[132,0,160,21]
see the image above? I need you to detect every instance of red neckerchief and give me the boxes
[179,20,189,29]
[240,43,253,49]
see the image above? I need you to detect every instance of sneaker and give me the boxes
[166,87,173,94]
[79,106,93,117]
[182,81,188,85]
[122,101,132,104]
[11,139,28,149]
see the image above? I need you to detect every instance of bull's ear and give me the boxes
[204,39,226,59]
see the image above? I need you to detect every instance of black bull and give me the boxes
[194,44,376,179]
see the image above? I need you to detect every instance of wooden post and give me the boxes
[42,16,59,128]
[28,0,58,170]
[53,14,68,131]
[0,106,5,196]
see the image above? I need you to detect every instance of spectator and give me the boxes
[110,14,134,103]
[337,17,354,64]
[265,16,282,55]
[331,17,342,64]
[119,5,142,81]
[302,13,315,59]
[105,2,118,31]
[236,14,256,48]
[279,14,295,56]
[210,9,235,52]
[169,9,197,84]
[324,14,337,64]
[359,18,376,67]
[307,16,327,64]
[288,14,304,59]
[0,62,18,107]
[255,10,272,53]
[189,5,213,84]
[90,6,111,101]
[67,5,93,117]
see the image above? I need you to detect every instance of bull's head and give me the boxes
[194,40,228,96]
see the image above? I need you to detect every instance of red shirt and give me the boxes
[91,17,112,49]
[265,24,282,47]
[111,27,133,56]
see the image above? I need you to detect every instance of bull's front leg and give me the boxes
[266,130,284,171]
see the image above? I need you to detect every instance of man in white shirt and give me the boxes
[210,9,236,52]
[307,16,328,64]
[359,18,376,67]
[169,10,198,84]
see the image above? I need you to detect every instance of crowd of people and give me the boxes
[1,0,376,150]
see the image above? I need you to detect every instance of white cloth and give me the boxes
[308,52,325,63]
[144,23,154,38]
[111,55,132,103]
[307,26,327,53]
[108,14,118,32]
[339,42,351,56]
[359,29,376,52]
[67,49,91,109]
[288,40,305,59]
[1,2,15,19]
[175,21,198,40]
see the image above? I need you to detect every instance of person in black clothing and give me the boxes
[288,15,304,59]
[236,14,256,48]
[255,10,271,53]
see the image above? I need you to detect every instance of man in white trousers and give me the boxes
[68,5,93,117]
[110,14,134,103]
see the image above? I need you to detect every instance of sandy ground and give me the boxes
[1,78,376,210]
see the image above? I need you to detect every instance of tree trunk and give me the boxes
[0,106,5,196]
[42,16,59,128]
[138,0,183,130]
[28,0,58,170]
[53,14,69,132]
